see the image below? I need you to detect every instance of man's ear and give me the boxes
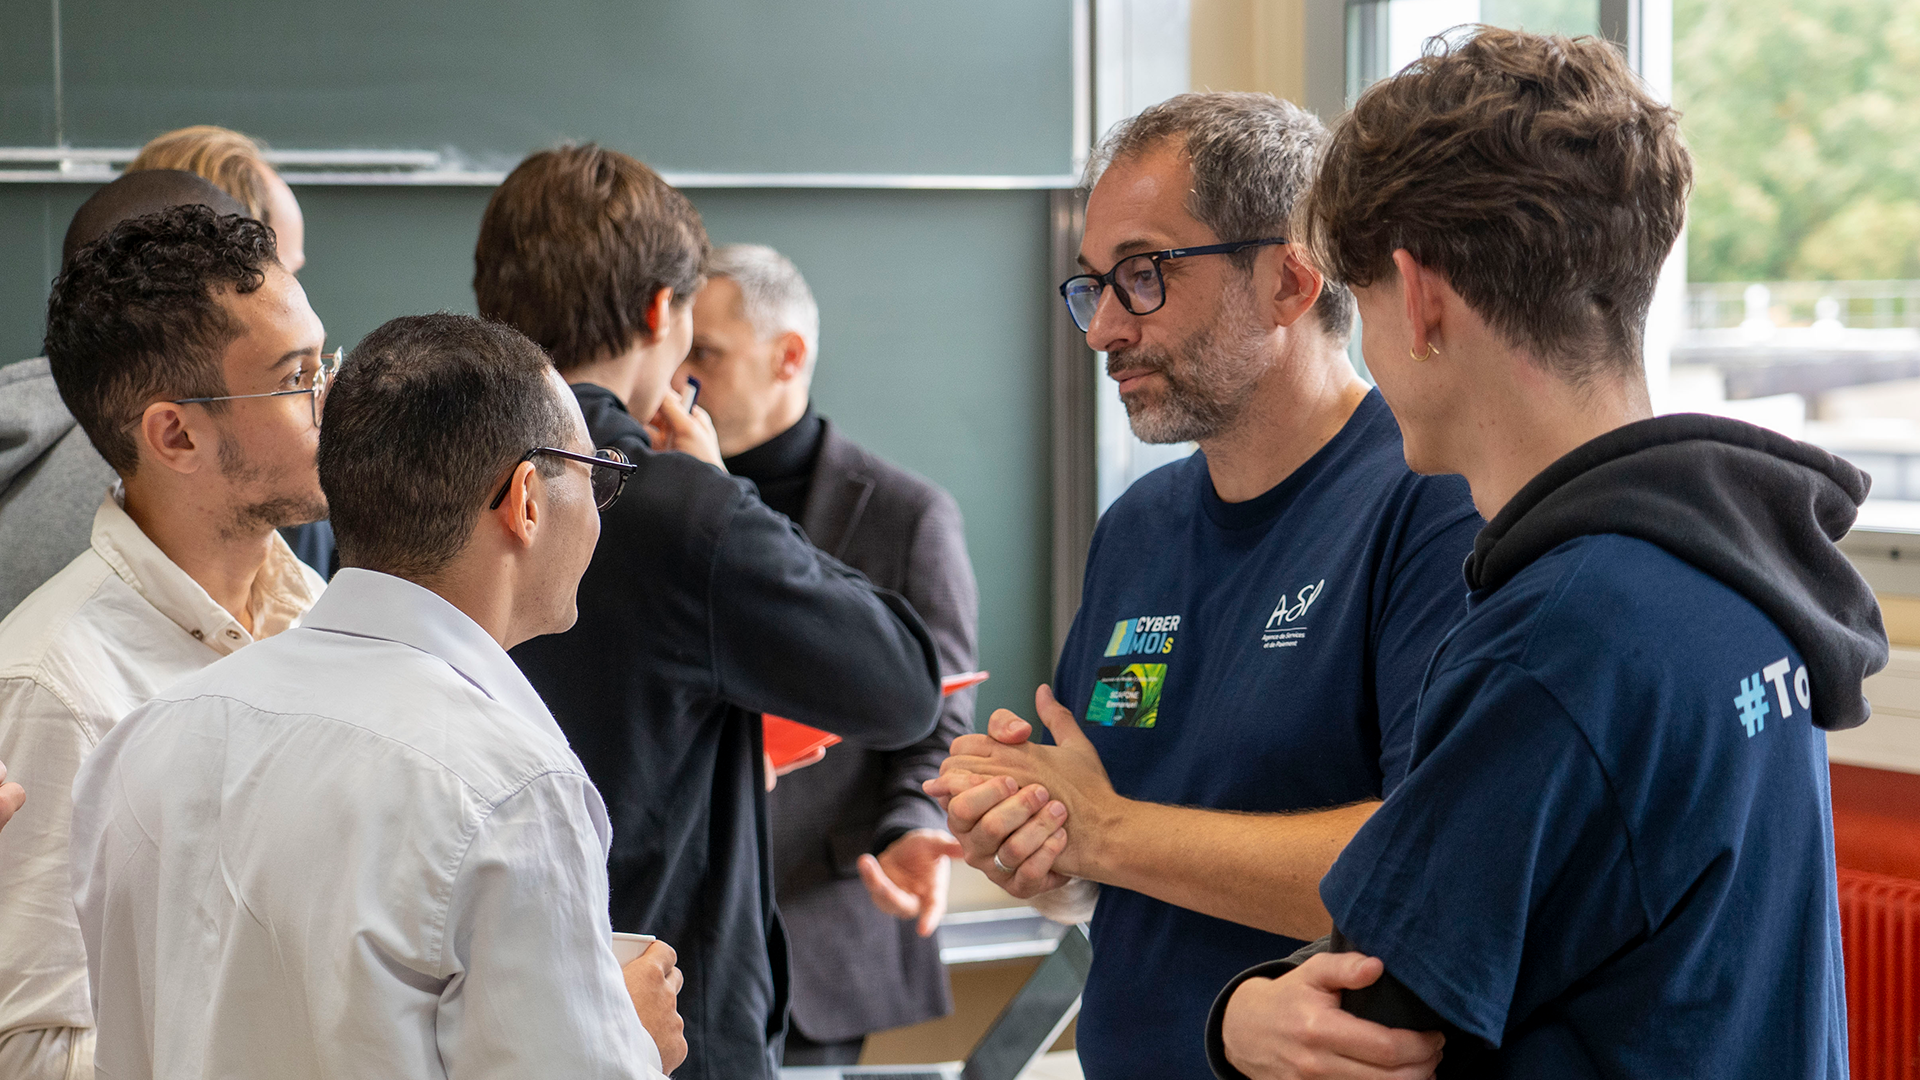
[770,331,809,383]
[136,401,207,476]
[1267,246,1325,330]
[1391,249,1448,358]
[492,460,543,549]
[642,287,675,339]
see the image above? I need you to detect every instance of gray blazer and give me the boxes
[0,359,118,618]
[769,419,979,1044]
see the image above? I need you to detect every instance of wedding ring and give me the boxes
[992,852,1014,875]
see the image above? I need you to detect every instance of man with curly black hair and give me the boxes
[0,204,327,1080]
[0,168,249,619]
[1,142,339,622]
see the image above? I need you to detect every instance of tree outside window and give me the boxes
[1674,0,1920,509]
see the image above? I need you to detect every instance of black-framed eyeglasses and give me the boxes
[172,346,343,429]
[488,446,636,512]
[1057,239,1289,332]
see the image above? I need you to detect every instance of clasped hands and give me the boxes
[925,694,1445,1080]
[923,685,1118,897]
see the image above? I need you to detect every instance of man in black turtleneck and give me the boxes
[685,244,979,1068]
[722,403,818,524]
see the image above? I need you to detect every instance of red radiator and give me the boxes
[1839,867,1920,1080]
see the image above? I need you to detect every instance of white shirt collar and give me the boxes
[299,568,567,749]
[90,487,322,655]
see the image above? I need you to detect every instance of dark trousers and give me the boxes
[783,1029,867,1067]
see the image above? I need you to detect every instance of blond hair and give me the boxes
[126,126,274,224]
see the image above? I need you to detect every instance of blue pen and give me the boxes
[684,376,701,413]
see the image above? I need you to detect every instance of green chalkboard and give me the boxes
[0,1,1076,725]
[10,1,1076,177]
[0,2,57,146]
[0,180,1058,726]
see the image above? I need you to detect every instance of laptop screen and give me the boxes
[960,926,1093,1080]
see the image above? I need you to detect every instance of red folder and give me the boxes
[762,671,990,769]
[939,670,991,695]
[762,715,842,769]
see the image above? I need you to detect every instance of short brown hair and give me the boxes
[473,145,709,372]
[127,126,274,224]
[1302,27,1691,381]
[1092,92,1353,340]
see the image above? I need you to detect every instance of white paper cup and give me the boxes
[612,931,657,967]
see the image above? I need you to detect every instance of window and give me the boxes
[1347,0,1599,102]
[1093,0,1200,512]
[1669,0,1920,516]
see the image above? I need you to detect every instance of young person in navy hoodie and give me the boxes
[1208,27,1886,1080]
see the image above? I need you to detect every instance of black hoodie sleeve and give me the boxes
[1206,933,1479,1080]
[1205,939,1331,1080]
[706,487,942,750]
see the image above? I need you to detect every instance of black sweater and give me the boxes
[512,384,942,1080]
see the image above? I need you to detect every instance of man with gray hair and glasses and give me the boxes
[927,93,1482,1077]
[683,245,978,1066]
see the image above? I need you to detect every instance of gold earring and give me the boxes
[1409,342,1439,362]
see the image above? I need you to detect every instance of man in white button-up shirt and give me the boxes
[72,313,682,1079]
[0,204,329,1080]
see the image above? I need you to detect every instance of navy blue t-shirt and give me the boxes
[1054,391,1481,1080]
[1323,534,1847,1078]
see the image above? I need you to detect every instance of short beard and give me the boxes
[218,432,328,536]
[1111,281,1272,445]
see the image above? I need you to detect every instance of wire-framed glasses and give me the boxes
[488,446,636,512]
[172,346,343,429]
[1057,238,1289,332]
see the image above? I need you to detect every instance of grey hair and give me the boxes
[707,243,821,365]
[1085,92,1353,340]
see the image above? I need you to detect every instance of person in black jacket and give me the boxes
[474,145,944,1080]
[684,244,979,1067]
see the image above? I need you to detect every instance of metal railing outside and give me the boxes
[1688,280,1920,334]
